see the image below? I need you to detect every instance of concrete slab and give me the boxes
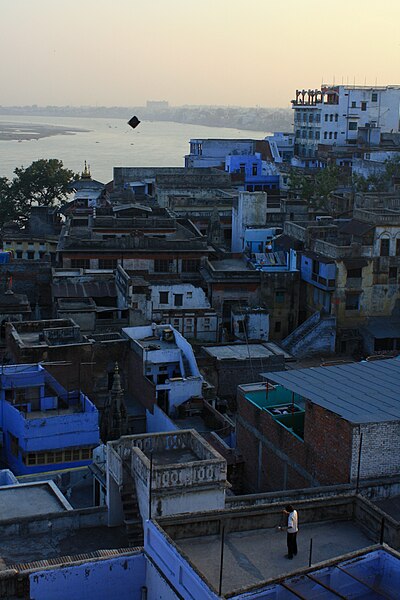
[147,448,199,465]
[0,484,69,520]
[178,520,374,595]
[0,526,129,569]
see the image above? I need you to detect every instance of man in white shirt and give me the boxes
[279,504,298,559]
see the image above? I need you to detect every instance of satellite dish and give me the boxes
[128,116,141,129]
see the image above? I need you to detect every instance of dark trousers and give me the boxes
[287,532,298,558]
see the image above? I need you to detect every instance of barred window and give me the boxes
[99,258,117,269]
[182,259,200,272]
[154,259,173,273]
[23,447,93,466]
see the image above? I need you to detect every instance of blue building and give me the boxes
[0,364,99,475]
[225,154,280,192]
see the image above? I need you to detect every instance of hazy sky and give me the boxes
[1,0,400,108]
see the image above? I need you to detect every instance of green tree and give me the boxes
[11,159,77,208]
[0,177,17,228]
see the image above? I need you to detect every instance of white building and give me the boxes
[292,85,400,160]
[123,324,203,416]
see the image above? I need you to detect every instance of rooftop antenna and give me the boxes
[364,75,367,86]
[353,75,356,88]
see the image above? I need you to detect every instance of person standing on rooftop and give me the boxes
[278,504,299,559]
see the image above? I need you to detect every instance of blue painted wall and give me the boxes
[0,365,99,475]
[29,554,147,600]
[301,255,336,289]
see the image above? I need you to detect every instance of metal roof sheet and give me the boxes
[262,358,400,423]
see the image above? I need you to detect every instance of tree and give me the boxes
[288,164,341,209]
[11,159,77,208]
[0,177,17,228]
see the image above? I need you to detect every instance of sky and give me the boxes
[1,0,400,108]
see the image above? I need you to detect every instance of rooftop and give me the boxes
[178,521,373,595]
[204,343,292,361]
[0,525,129,570]
[0,482,71,521]
[263,357,400,424]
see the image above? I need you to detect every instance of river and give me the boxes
[0,115,270,183]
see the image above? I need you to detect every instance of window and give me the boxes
[309,114,313,123]
[98,258,117,269]
[347,267,362,279]
[27,251,35,260]
[252,164,258,176]
[159,291,169,304]
[301,130,307,139]
[380,238,390,257]
[372,93,378,102]
[22,447,93,465]
[334,132,338,140]
[335,113,338,122]
[315,131,320,140]
[174,294,183,307]
[361,101,367,111]
[186,291,193,298]
[274,321,281,333]
[71,259,90,269]
[324,132,328,140]
[308,130,313,139]
[239,163,245,175]
[181,259,200,272]
[329,114,333,122]
[389,267,398,280]
[351,101,356,108]
[324,114,328,122]
[329,132,333,140]
[154,259,173,273]
[396,239,400,256]
[349,122,357,131]
[16,251,22,259]
[275,291,285,304]
[345,293,360,311]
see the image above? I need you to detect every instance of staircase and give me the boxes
[121,482,144,547]
[282,311,336,358]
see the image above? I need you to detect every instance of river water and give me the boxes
[0,114,269,183]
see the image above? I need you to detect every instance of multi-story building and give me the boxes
[0,364,99,475]
[57,205,210,283]
[292,85,400,161]
[284,192,400,354]
[123,324,203,416]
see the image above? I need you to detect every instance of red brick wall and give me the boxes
[237,392,353,493]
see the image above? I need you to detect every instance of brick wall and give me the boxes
[237,393,353,493]
[350,421,400,481]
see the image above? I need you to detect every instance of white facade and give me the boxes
[123,324,203,414]
[232,309,270,341]
[292,85,400,159]
[231,191,268,253]
[185,138,259,168]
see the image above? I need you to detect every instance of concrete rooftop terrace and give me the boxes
[204,342,292,360]
[0,482,71,520]
[177,521,373,596]
[0,526,129,570]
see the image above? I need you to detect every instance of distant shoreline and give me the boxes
[0,122,89,142]
[0,105,292,134]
